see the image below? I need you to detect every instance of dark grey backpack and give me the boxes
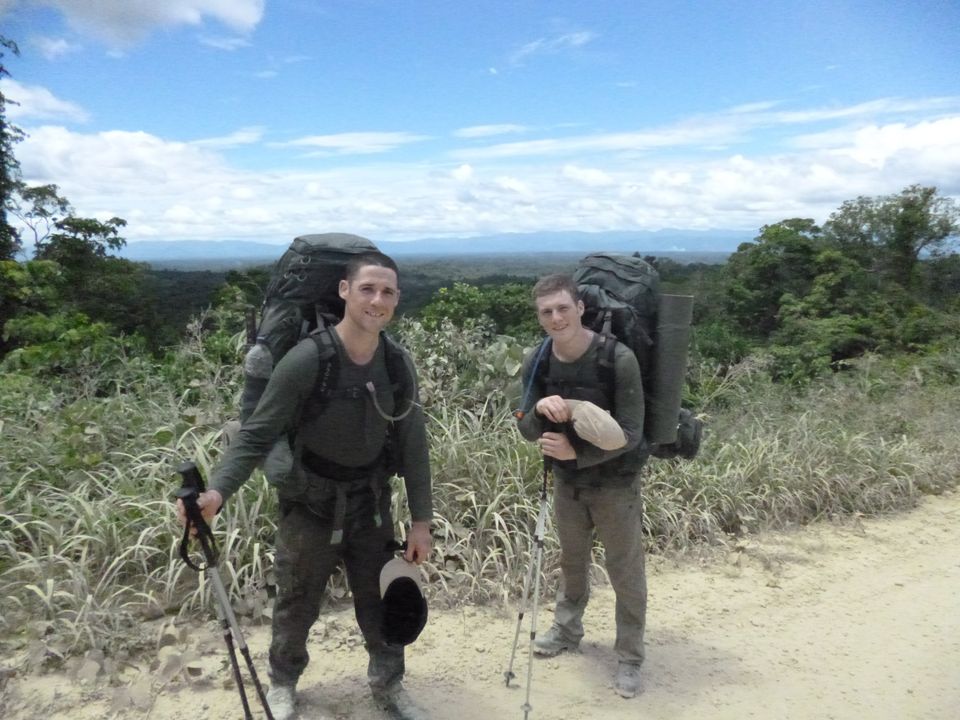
[573,252,703,460]
[240,233,379,421]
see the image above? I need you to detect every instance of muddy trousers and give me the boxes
[552,477,647,665]
[268,490,403,691]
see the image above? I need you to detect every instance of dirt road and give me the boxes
[2,489,958,719]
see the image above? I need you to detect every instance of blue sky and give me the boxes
[2,0,959,247]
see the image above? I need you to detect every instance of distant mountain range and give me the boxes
[118,229,751,267]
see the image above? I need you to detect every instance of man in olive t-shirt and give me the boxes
[516,273,647,700]
[177,252,432,720]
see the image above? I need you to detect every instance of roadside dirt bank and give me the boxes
[1,489,958,719]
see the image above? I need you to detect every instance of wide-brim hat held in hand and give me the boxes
[567,399,627,450]
[379,557,428,646]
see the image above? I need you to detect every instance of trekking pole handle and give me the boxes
[177,460,206,495]
[176,461,219,571]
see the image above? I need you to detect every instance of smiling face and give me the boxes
[338,264,400,335]
[535,288,584,344]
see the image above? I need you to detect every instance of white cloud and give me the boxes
[452,97,960,161]
[20,0,265,46]
[454,124,528,139]
[451,164,473,182]
[510,31,597,66]
[493,176,530,195]
[31,35,80,60]
[561,164,615,188]
[10,103,960,245]
[192,126,264,148]
[1,78,89,122]
[280,132,429,155]
[198,34,250,51]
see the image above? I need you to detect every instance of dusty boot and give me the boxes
[372,681,429,720]
[614,661,642,698]
[532,624,580,657]
[266,683,297,720]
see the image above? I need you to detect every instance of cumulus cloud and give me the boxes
[561,164,615,187]
[11,102,960,244]
[451,164,474,182]
[18,0,265,46]
[1,78,89,122]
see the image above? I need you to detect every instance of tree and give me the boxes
[30,215,160,335]
[35,215,128,264]
[824,185,960,291]
[723,218,824,339]
[0,35,24,260]
[12,183,72,248]
[419,281,539,339]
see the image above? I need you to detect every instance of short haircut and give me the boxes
[345,251,400,284]
[532,273,579,302]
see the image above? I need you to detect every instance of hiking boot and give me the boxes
[372,682,429,720]
[266,683,297,720]
[532,625,580,657]
[614,662,642,698]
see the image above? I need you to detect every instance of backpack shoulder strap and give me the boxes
[595,336,617,414]
[301,327,340,420]
[515,337,552,418]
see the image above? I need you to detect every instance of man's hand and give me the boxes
[404,520,432,565]
[175,489,224,534]
[539,431,577,461]
[534,395,572,424]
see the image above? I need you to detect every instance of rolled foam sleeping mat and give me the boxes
[647,294,694,444]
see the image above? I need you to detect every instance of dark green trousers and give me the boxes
[268,486,403,690]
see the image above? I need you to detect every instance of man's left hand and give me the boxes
[405,521,432,564]
[539,431,577,461]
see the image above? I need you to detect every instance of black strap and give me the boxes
[301,446,385,481]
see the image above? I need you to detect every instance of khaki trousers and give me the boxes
[552,477,647,665]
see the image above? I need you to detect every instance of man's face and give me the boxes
[339,265,400,334]
[535,289,584,343]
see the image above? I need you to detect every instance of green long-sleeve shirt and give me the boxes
[211,332,433,522]
[517,335,645,485]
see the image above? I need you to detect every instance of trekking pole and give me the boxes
[503,454,551,720]
[175,461,275,720]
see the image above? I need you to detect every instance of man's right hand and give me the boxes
[175,489,223,532]
[534,395,572,424]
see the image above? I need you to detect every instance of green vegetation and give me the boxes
[2,311,958,667]
[1,31,959,670]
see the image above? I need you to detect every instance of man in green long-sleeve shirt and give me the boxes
[516,273,648,699]
[178,251,432,720]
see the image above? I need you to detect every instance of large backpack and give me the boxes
[237,233,413,484]
[524,252,702,461]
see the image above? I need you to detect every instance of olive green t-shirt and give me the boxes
[210,331,432,522]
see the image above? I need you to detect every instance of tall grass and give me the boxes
[1,316,958,663]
